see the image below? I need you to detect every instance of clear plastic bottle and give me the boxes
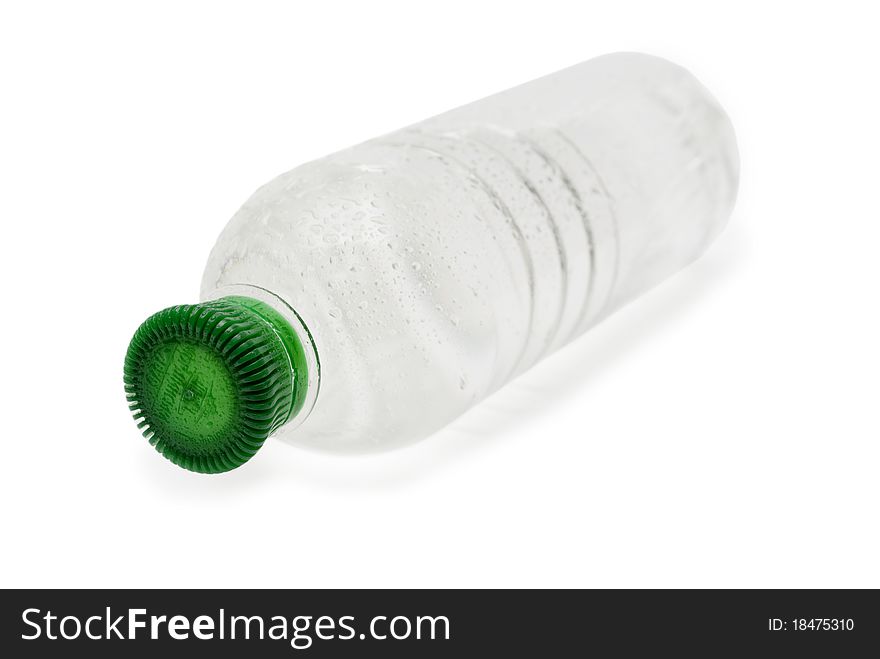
[125,52,738,473]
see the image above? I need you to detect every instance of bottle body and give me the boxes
[201,52,739,452]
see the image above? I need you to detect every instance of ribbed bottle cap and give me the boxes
[123,296,308,473]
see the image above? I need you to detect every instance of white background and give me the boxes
[1,1,878,588]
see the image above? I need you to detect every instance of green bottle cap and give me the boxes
[123,296,309,473]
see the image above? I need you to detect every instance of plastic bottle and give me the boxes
[124,52,739,473]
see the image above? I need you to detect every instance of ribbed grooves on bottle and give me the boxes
[457,130,569,359]
[549,128,620,338]
[516,131,597,338]
[123,300,293,473]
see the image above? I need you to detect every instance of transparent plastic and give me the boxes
[201,52,739,452]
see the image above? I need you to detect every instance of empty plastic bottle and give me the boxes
[124,52,739,473]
